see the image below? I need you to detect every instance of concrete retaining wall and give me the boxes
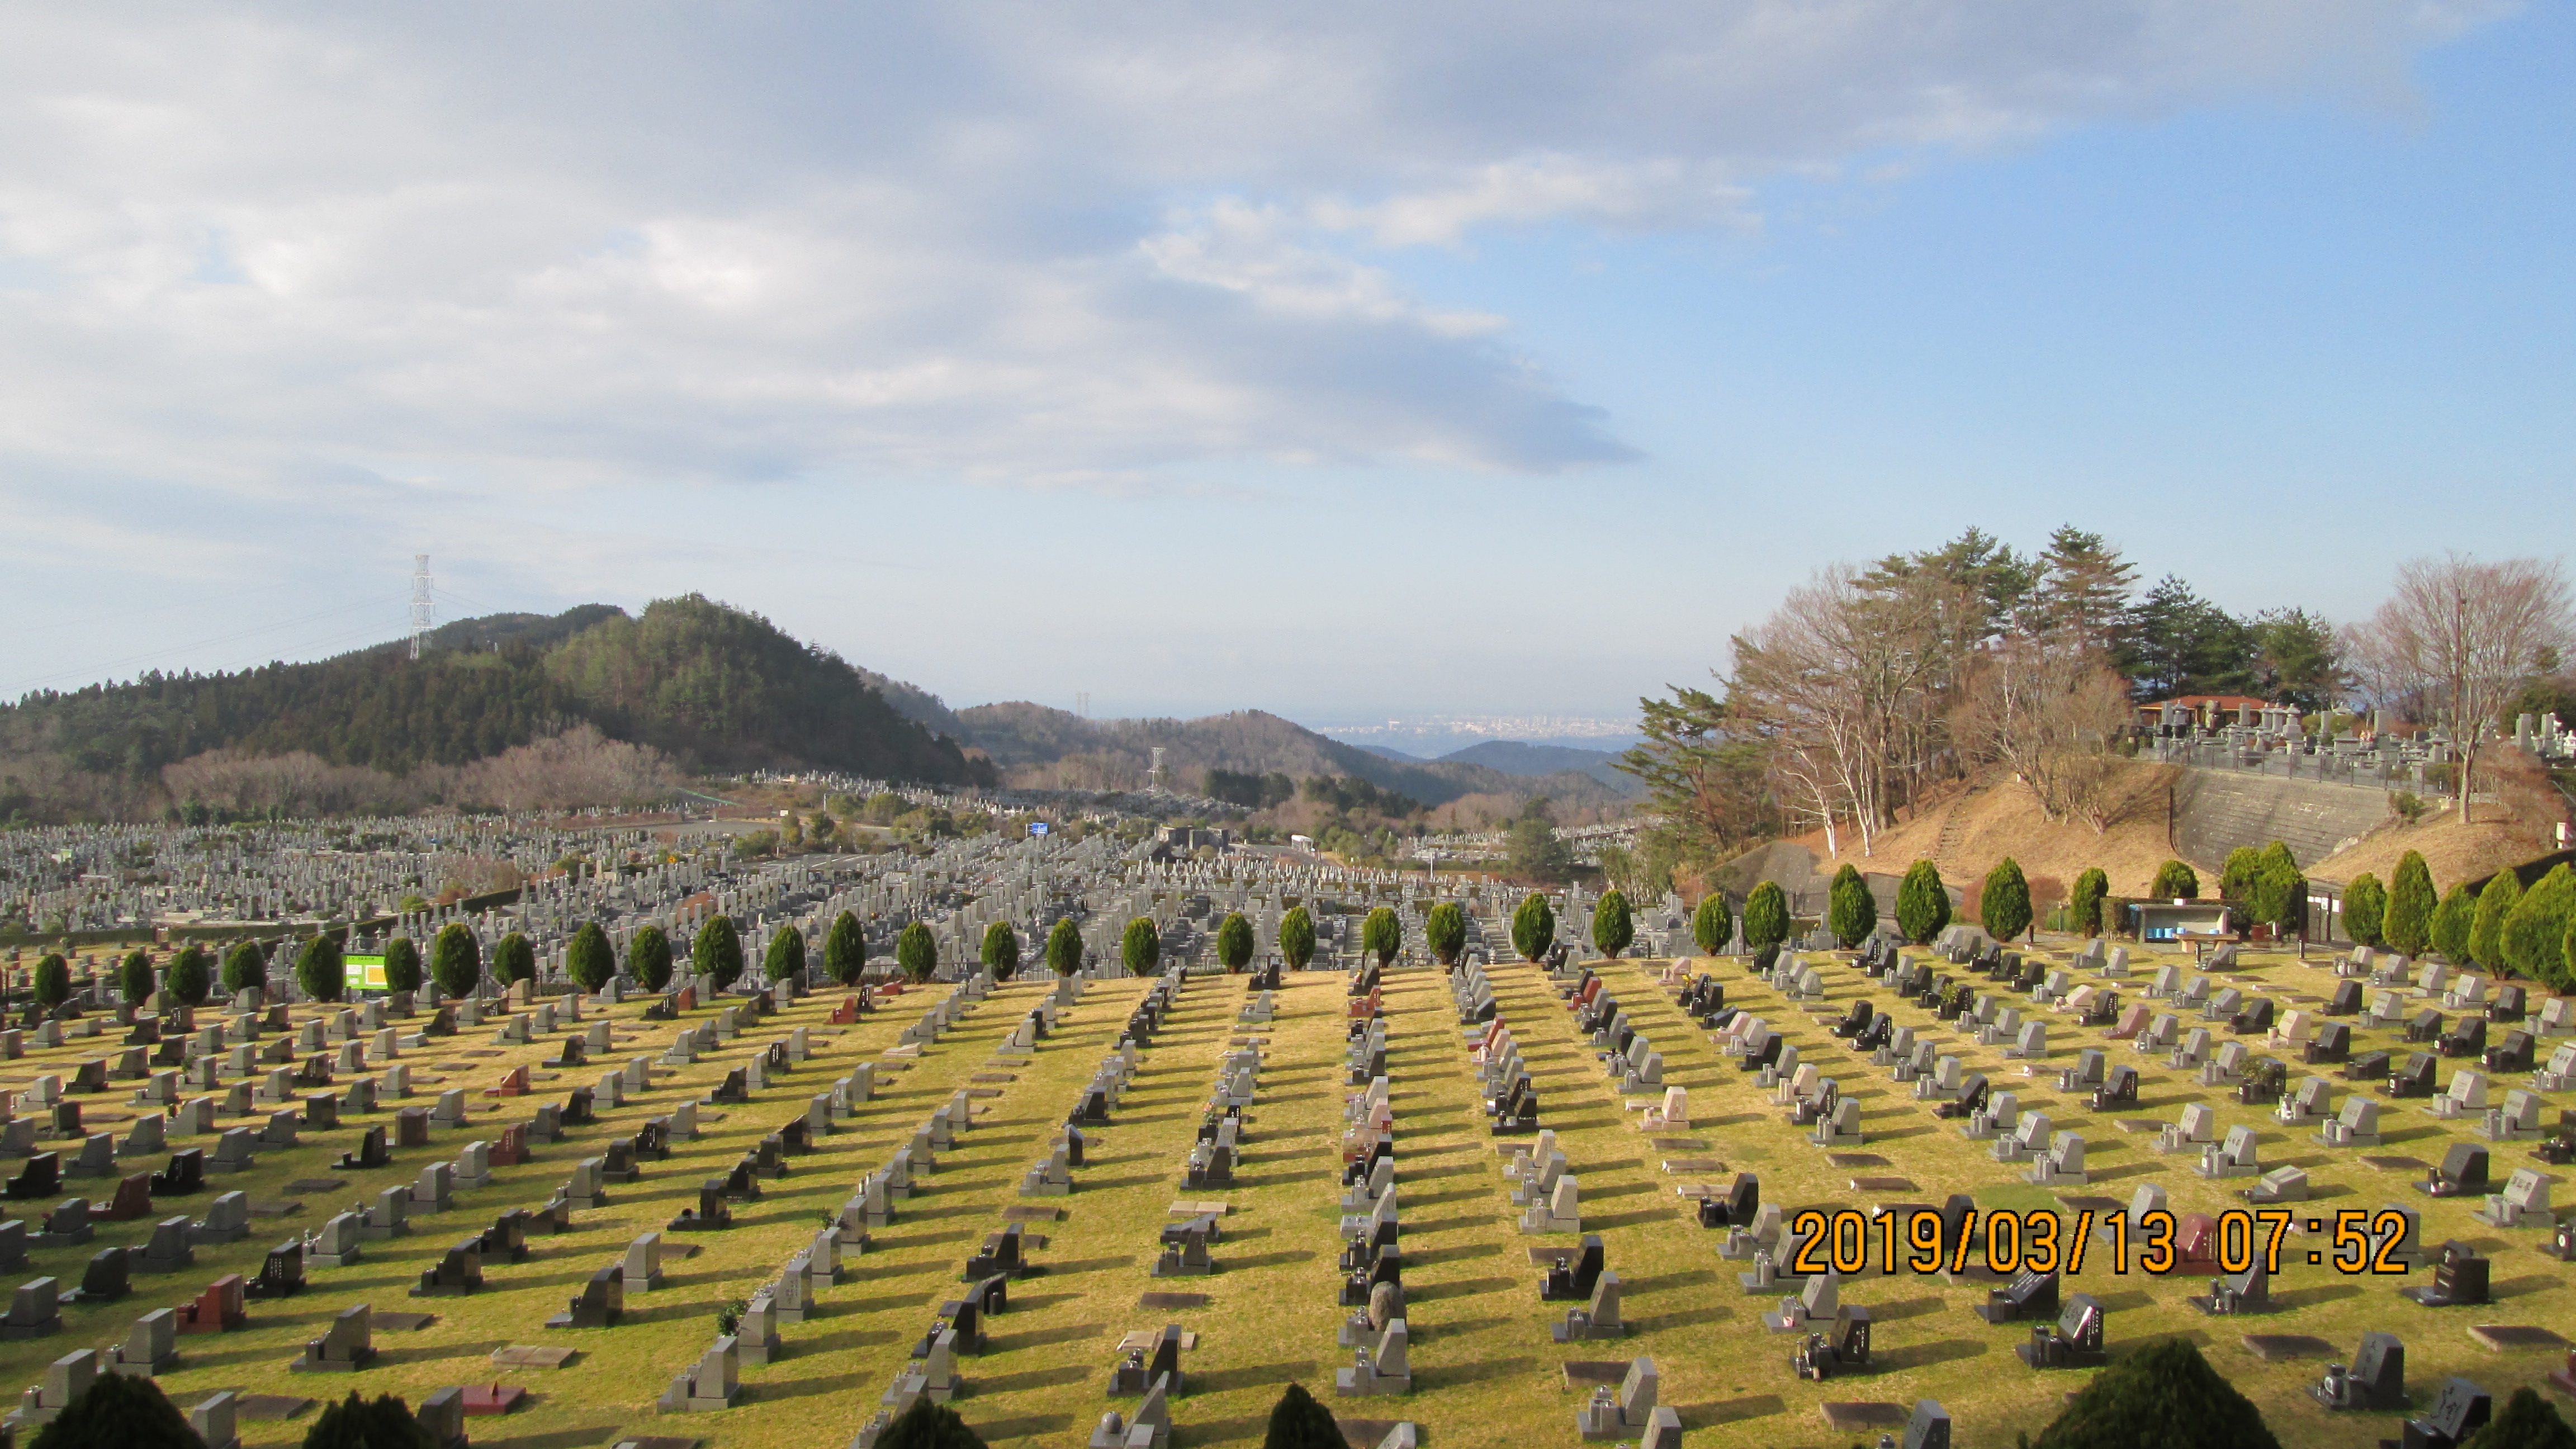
[2172,767,2393,871]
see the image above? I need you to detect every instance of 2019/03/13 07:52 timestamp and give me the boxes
[1774,1208,2417,1278]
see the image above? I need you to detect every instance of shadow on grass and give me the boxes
[468,1419,634,1449]
[1407,1275,1512,1302]
[1429,1355,1536,1387]
[967,1413,1076,1442]
[1190,1358,1318,1393]
[1871,1337,1992,1371]
[1675,1393,1787,1423]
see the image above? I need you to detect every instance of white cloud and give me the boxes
[0,0,2507,516]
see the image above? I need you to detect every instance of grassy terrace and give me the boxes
[0,942,2566,1448]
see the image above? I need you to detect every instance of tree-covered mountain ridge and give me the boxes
[0,596,990,808]
[953,701,1637,811]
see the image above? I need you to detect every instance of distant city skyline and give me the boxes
[2,4,2564,719]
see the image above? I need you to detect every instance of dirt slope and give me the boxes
[1805,759,2189,897]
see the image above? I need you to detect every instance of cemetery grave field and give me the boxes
[1,932,2572,1449]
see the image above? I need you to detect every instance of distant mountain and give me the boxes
[1438,740,1617,775]
[1435,740,1640,795]
[855,667,968,740]
[0,598,989,803]
[954,704,1633,809]
[1354,744,1428,764]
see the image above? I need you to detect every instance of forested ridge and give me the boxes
[1,597,987,802]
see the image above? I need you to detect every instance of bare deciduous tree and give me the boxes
[1727,565,1968,858]
[2359,553,2573,823]
[1952,631,2134,830]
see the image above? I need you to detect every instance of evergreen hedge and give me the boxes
[1592,891,1635,958]
[1981,859,2033,943]
[1896,860,1950,945]
[1423,903,1465,965]
[1827,865,1876,947]
[2385,851,2437,955]
[1278,907,1317,970]
[896,922,938,983]
[1511,893,1556,962]
[1692,893,1733,955]
[1741,881,1790,951]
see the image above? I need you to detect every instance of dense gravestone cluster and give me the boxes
[9,827,2576,1448]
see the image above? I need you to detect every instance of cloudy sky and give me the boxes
[2,1,2564,727]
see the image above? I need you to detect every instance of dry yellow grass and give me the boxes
[1812,761,2189,896]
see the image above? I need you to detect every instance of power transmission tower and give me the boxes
[409,554,435,660]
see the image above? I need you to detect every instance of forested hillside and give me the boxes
[0,597,987,821]
[956,703,1632,811]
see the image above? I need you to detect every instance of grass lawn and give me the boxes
[0,941,2566,1449]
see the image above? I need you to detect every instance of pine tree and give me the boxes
[1691,893,1734,955]
[28,1366,206,1449]
[1362,907,1402,966]
[1982,858,2033,943]
[631,925,674,992]
[765,925,807,982]
[2034,524,2141,656]
[2386,851,2438,956]
[1278,907,1317,970]
[221,940,267,995]
[492,932,537,986]
[1510,893,1556,962]
[565,923,613,992]
[2029,1337,2280,1449]
[978,921,1019,980]
[429,924,482,998]
[2150,860,2200,900]
[875,1395,987,1449]
[824,912,866,986]
[1592,890,1635,958]
[1121,917,1161,977]
[2471,873,2521,972]
[2430,883,2475,963]
[1261,1382,1345,1449]
[380,936,422,995]
[1826,866,1876,947]
[1045,918,1084,977]
[1741,881,1791,951]
[2070,868,2109,937]
[896,922,938,983]
[1423,903,1465,965]
[692,915,746,991]
[32,953,68,1008]
[2342,873,2386,949]
[118,949,155,1006]
[164,945,211,1006]
[295,934,345,1004]
[1216,912,1255,972]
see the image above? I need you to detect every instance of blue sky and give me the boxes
[0,1,2563,731]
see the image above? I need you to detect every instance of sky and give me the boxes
[1,1,2566,733]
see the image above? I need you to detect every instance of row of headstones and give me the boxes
[1079,973,1227,1449]
[670,989,983,1409]
[866,981,1137,1445]
[0,988,650,1354]
[1331,987,1407,1401]
[1515,958,1675,1439]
